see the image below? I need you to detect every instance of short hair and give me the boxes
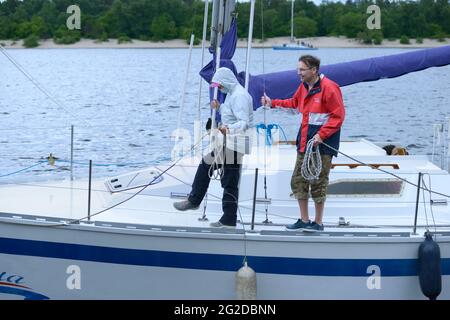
[299,55,320,71]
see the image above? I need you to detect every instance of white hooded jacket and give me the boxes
[211,67,254,154]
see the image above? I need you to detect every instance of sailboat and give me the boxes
[272,0,317,50]
[1,0,450,299]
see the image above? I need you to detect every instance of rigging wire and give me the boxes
[0,46,91,128]
[421,173,438,238]
[0,161,46,178]
[34,132,210,227]
[197,0,211,157]
[259,0,271,224]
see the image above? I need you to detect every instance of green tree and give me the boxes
[101,0,131,38]
[294,16,317,37]
[428,23,445,38]
[53,25,81,44]
[37,0,59,38]
[23,33,39,47]
[15,21,32,39]
[318,3,345,36]
[30,16,48,38]
[82,15,107,39]
[0,0,448,42]
[151,14,177,41]
[338,12,365,38]
[0,16,12,39]
[400,35,410,44]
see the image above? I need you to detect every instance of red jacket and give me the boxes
[271,75,345,156]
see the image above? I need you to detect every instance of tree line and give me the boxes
[0,0,449,47]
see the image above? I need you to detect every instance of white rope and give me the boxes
[301,138,322,181]
[208,128,225,179]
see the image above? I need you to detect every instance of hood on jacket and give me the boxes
[211,67,239,93]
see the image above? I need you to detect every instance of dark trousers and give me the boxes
[188,149,243,226]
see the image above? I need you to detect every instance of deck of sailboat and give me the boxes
[1,139,449,236]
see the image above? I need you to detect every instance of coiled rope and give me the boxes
[208,128,225,180]
[301,138,322,181]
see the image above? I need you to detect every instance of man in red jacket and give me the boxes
[261,55,345,231]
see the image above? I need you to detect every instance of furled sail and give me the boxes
[248,45,450,109]
[200,19,450,110]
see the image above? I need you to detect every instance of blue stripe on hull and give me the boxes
[1,237,449,277]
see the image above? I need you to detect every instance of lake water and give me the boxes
[1,47,449,182]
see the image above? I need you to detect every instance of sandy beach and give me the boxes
[1,36,449,49]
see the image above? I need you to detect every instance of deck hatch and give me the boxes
[327,179,404,197]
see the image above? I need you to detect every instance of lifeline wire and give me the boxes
[38,132,210,227]
[421,173,438,237]
[0,161,46,178]
[322,141,450,198]
[157,160,449,229]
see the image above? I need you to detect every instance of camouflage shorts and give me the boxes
[290,153,332,204]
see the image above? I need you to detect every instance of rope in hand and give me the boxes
[208,128,225,180]
[301,138,322,181]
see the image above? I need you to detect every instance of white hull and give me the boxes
[1,139,449,299]
[1,213,449,299]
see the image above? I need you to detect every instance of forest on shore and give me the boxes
[1,0,449,47]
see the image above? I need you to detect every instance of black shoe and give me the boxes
[303,221,324,232]
[173,200,199,211]
[285,219,311,231]
[210,221,236,228]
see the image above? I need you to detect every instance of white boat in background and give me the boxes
[272,42,317,50]
[1,0,450,300]
[272,0,317,51]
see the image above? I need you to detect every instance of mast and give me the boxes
[210,0,235,50]
[207,0,236,133]
[195,0,209,157]
[245,0,256,90]
[290,0,294,43]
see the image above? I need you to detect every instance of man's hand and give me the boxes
[211,99,220,110]
[260,94,272,108]
[218,126,229,135]
[312,133,323,146]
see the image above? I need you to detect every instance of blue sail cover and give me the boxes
[248,45,450,109]
[200,18,243,101]
[200,20,450,110]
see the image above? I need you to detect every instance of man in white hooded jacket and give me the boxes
[174,67,253,228]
